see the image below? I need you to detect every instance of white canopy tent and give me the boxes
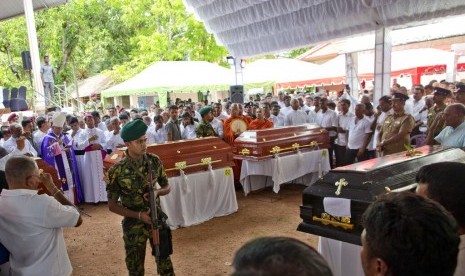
[182,0,465,58]
[243,58,321,84]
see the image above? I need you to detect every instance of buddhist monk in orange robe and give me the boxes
[224,103,251,145]
[223,103,251,184]
[249,108,273,130]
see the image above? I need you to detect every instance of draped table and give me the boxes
[239,149,330,195]
[160,167,238,229]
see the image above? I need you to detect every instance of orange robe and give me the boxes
[223,115,251,183]
[224,115,251,145]
[248,119,273,130]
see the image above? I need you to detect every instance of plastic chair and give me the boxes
[9,98,28,112]
[410,134,427,147]
[2,88,9,108]
[18,86,27,100]
[10,87,18,99]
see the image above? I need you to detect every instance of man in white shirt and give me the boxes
[213,102,228,121]
[147,115,167,144]
[346,104,373,165]
[434,104,465,147]
[270,105,285,127]
[301,95,314,113]
[407,87,426,136]
[372,96,393,150]
[92,111,107,132]
[277,91,286,109]
[284,99,308,126]
[32,116,50,157]
[0,156,81,276]
[281,95,292,116]
[3,124,37,157]
[106,117,125,152]
[316,98,338,168]
[334,99,354,167]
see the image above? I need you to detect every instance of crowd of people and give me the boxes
[0,78,464,275]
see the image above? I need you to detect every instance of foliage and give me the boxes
[0,0,228,90]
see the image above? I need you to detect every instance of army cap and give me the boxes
[121,118,148,142]
[391,92,409,101]
[199,106,212,117]
[433,87,452,97]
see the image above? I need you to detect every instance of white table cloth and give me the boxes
[240,149,330,195]
[160,167,238,229]
[318,237,364,276]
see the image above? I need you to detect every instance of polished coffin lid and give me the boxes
[35,158,62,195]
[104,137,234,177]
[233,124,330,160]
[297,146,465,245]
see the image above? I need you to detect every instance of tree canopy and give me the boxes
[0,0,228,90]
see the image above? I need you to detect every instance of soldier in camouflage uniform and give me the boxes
[85,92,103,113]
[196,106,217,138]
[107,119,175,276]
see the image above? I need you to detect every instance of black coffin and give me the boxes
[297,146,465,245]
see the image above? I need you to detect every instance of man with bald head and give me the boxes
[434,103,465,147]
[223,103,251,145]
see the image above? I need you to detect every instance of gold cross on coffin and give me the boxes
[335,178,348,196]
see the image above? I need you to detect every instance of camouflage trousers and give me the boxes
[122,217,174,276]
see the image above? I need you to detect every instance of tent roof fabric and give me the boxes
[242,58,320,84]
[182,0,465,58]
[73,74,114,98]
[102,61,233,98]
[0,0,67,22]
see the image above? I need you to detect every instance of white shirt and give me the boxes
[147,126,168,144]
[180,122,198,140]
[316,109,338,137]
[0,189,79,276]
[434,121,465,147]
[281,106,292,116]
[366,115,376,150]
[307,110,317,124]
[336,112,355,146]
[284,110,308,126]
[270,114,285,127]
[373,109,394,148]
[106,130,125,151]
[3,137,37,157]
[215,113,228,121]
[210,118,224,138]
[97,122,107,132]
[407,98,425,121]
[347,116,373,149]
[33,130,48,156]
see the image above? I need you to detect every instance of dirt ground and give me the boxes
[65,184,319,276]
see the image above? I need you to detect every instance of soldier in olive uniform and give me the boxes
[107,119,175,276]
[195,106,217,138]
[426,87,451,145]
[85,92,103,113]
[377,93,415,155]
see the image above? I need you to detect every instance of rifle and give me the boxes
[148,159,161,275]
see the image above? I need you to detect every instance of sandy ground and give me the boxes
[65,184,319,276]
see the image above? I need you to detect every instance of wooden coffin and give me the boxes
[35,158,62,195]
[297,146,465,245]
[104,137,234,177]
[233,124,329,160]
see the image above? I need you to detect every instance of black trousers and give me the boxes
[334,144,347,167]
[345,148,375,165]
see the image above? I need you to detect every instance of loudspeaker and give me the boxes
[21,51,32,70]
[230,85,244,103]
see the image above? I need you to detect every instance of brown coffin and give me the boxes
[233,124,330,160]
[104,137,235,177]
[35,158,62,195]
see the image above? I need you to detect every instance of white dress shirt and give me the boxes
[270,114,285,127]
[336,112,355,146]
[284,110,308,126]
[0,189,79,276]
[106,131,125,151]
[406,98,425,121]
[347,116,373,150]
[281,105,292,116]
[3,137,37,157]
[33,130,48,156]
[180,122,198,140]
[316,109,338,137]
[210,118,224,138]
[147,126,168,144]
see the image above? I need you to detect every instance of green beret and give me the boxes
[199,106,212,117]
[121,119,148,142]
